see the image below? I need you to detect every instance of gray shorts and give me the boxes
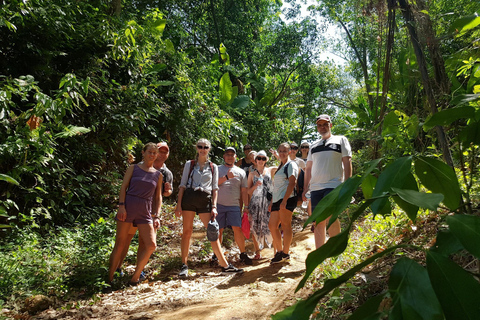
[216,204,241,229]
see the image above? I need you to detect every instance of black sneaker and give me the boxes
[240,252,253,265]
[270,251,284,264]
[282,252,290,260]
[222,264,244,274]
[178,264,188,277]
[210,253,218,266]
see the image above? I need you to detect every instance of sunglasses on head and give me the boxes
[301,146,309,149]
[197,145,210,150]
[256,157,267,161]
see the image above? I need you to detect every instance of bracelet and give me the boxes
[118,202,125,206]
[225,175,229,180]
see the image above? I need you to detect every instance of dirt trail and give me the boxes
[34,212,316,320]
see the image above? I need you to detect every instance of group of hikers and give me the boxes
[107,114,352,285]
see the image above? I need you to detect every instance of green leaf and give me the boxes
[447,215,480,260]
[426,251,480,319]
[382,111,401,136]
[0,224,12,229]
[276,243,406,320]
[414,157,461,210]
[459,121,480,146]
[230,95,250,110]
[361,174,376,199]
[347,293,386,320]
[152,19,167,33]
[219,72,233,104]
[391,188,443,212]
[449,14,480,37]
[450,94,480,107]
[388,258,443,320]
[0,174,19,185]
[164,39,175,53]
[423,106,476,130]
[371,157,412,215]
[430,230,464,256]
[392,173,419,221]
[54,126,91,138]
[157,81,175,86]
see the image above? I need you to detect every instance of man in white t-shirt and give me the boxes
[216,147,252,265]
[302,115,352,248]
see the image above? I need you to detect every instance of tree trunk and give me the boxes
[110,0,121,16]
[397,0,454,168]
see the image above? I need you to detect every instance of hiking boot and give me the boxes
[270,251,284,264]
[210,253,218,267]
[222,264,244,274]
[282,252,290,261]
[240,252,253,265]
[178,264,188,277]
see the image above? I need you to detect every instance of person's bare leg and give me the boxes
[232,226,246,252]
[279,208,293,254]
[218,228,224,247]
[327,217,341,238]
[108,221,133,282]
[199,213,229,267]
[116,225,137,270]
[252,235,261,257]
[130,223,156,283]
[181,211,196,265]
[268,211,282,253]
[314,220,327,249]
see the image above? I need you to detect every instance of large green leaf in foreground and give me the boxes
[447,214,480,260]
[426,251,480,319]
[388,258,443,320]
[414,157,461,211]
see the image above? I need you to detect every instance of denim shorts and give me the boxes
[216,204,242,229]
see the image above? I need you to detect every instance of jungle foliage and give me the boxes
[1,0,480,318]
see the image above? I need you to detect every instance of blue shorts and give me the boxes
[311,188,335,211]
[216,204,242,229]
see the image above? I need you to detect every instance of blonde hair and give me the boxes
[195,138,211,161]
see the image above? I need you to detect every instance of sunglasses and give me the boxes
[301,146,309,149]
[244,148,252,151]
[256,157,267,161]
[291,147,298,150]
[197,145,210,150]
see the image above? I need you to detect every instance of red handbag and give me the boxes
[241,212,250,239]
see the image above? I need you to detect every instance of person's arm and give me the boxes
[342,156,352,180]
[247,171,259,196]
[219,168,235,185]
[116,165,135,221]
[235,158,242,167]
[175,187,185,218]
[163,171,173,197]
[175,163,190,217]
[241,187,249,211]
[303,161,312,201]
[211,189,218,219]
[152,173,163,229]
